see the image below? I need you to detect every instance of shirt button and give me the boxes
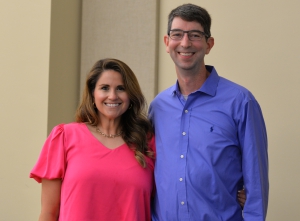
[179,178,183,181]
[180,155,184,158]
[182,132,186,135]
[185,110,188,113]
[181,201,185,205]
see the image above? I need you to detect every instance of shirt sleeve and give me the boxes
[239,99,269,220]
[29,124,67,183]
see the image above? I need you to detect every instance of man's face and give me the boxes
[164,17,214,73]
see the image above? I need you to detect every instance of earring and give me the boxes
[93,102,96,108]
[128,104,132,109]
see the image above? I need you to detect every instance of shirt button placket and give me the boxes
[178,108,189,218]
[180,132,187,212]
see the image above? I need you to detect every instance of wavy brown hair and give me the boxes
[76,58,154,167]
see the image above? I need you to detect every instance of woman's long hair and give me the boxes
[76,58,154,167]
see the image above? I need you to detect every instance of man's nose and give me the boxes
[180,33,191,48]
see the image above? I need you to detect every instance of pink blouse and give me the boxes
[30,123,155,221]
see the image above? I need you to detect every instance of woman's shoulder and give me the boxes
[48,122,86,138]
[57,122,87,131]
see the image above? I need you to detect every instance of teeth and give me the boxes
[180,52,193,56]
[106,103,120,107]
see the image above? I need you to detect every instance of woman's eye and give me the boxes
[101,86,109,90]
[117,86,125,91]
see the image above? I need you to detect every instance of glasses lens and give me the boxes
[169,30,183,40]
[188,31,204,40]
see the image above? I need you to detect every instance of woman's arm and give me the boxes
[38,179,62,221]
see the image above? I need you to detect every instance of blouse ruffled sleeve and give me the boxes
[30,124,67,183]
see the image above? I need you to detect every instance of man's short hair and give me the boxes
[167,3,212,39]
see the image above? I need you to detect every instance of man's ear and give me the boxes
[164,35,170,53]
[205,37,214,55]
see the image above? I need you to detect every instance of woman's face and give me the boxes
[93,70,130,121]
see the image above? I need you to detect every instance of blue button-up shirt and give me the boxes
[149,66,268,221]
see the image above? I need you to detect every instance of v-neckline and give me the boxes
[83,123,127,150]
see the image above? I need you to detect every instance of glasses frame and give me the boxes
[168,29,210,41]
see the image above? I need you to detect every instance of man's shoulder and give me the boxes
[149,85,177,113]
[152,84,175,101]
[219,76,247,90]
[218,76,255,99]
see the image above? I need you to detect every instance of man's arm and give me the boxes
[239,99,269,220]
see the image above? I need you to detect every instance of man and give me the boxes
[149,3,268,221]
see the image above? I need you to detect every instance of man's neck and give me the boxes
[176,66,210,96]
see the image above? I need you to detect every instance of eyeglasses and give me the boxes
[168,29,210,41]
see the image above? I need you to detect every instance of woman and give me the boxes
[30,58,155,221]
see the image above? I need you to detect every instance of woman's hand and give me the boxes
[238,189,246,208]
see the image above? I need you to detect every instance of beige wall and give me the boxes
[0,0,81,220]
[159,1,300,220]
[1,0,299,220]
[0,1,51,220]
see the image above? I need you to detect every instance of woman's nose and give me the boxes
[108,90,118,99]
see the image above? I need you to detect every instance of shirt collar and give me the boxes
[171,65,220,97]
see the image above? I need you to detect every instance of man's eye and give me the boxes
[190,33,201,38]
[171,32,182,37]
